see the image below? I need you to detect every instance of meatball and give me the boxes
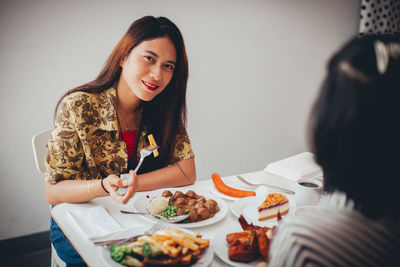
[174,197,187,207]
[176,208,188,216]
[205,199,218,212]
[173,191,185,199]
[198,208,210,220]
[162,190,173,198]
[185,190,197,199]
[187,199,196,206]
[195,202,205,210]
[197,197,206,204]
[188,208,198,222]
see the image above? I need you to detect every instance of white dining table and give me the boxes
[51,170,296,267]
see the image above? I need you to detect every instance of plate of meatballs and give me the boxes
[131,188,228,228]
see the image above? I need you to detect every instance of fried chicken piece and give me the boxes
[255,228,270,262]
[226,231,258,262]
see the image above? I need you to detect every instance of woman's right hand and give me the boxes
[103,170,138,204]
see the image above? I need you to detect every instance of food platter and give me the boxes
[131,188,228,228]
[100,226,214,267]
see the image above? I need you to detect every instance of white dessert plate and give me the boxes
[230,196,265,218]
[100,226,213,267]
[131,188,228,228]
[212,225,264,267]
[237,194,295,228]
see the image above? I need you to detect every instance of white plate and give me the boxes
[212,225,264,267]
[232,194,295,228]
[210,179,270,201]
[230,196,265,218]
[210,185,238,201]
[131,188,228,228]
[100,226,213,267]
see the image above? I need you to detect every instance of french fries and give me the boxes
[126,228,209,259]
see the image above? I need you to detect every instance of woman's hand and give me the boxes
[103,170,138,204]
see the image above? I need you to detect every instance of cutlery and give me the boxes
[118,145,159,194]
[94,220,168,246]
[120,210,189,223]
[236,175,295,195]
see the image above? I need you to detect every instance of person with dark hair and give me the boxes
[45,16,195,266]
[266,35,400,266]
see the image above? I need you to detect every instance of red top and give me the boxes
[119,130,137,165]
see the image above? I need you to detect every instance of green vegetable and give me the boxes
[160,204,179,218]
[123,255,142,267]
[110,244,132,263]
[149,245,162,257]
[142,242,152,258]
[132,244,162,258]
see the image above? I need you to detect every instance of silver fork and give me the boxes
[237,175,295,195]
[94,220,168,246]
[120,210,189,223]
[118,145,159,195]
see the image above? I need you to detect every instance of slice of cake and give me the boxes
[258,193,289,221]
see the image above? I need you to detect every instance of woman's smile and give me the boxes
[142,80,159,91]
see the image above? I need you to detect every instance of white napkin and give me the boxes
[68,205,123,240]
[264,152,323,182]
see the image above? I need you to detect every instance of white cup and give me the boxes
[295,178,323,208]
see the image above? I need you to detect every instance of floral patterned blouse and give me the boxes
[45,87,194,184]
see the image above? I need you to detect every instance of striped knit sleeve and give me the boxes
[268,209,400,267]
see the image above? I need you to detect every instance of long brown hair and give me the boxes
[55,16,189,170]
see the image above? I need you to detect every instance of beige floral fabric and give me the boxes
[45,87,194,184]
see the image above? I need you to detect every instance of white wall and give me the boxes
[0,0,360,240]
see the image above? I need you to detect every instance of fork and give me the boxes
[118,145,159,195]
[120,210,189,223]
[94,220,168,246]
[237,175,295,195]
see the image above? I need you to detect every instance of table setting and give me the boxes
[51,152,324,266]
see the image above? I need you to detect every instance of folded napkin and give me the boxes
[68,205,123,240]
[264,152,323,182]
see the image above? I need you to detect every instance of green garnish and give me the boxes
[142,242,152,258]
[110,244,132,263]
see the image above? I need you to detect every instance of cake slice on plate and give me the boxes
[258,193,289,221]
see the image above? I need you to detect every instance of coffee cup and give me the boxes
[295,178,323,207]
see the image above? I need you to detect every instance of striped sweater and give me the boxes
[269,192,400,267]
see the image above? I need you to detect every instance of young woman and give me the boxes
[45,16,196,266]
[267,35,400,266]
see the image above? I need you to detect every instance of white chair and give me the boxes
[32,129,66,267]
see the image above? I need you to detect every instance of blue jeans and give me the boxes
[50,217,86,266]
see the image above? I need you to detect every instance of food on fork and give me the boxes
[147,134,159,157]
[258,193,289,221]
[211,173,256,198]
[110,228,210,266]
